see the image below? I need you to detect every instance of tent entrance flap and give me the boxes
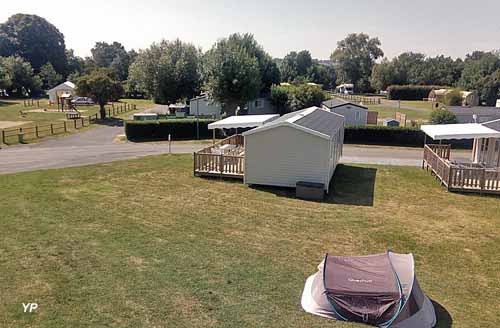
[323,253,403,326]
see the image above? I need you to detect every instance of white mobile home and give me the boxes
[322,99,368,126]
[189,94,222,118]
[242,107,344,192]
[48,81,75,103]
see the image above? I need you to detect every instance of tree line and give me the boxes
[1,13,499,112]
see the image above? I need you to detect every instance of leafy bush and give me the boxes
[430,110,458,124]
[125,119,220,141]
[443,89,462,106]
[387,85,448,100]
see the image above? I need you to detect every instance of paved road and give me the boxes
[0,124,470,175]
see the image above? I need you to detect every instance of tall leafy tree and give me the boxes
[128,39,201,104]
[76,69,124,119]
[91,42,130,81]
[204,33,269,115]
[39,62,62,89]
[0,31,16,57]
[0,56,42,97]
[289,84,326,111]
[0,14,67,74]
[269,84,290,114]
[331,33,384,92]
[280,50,314,82]
[308,63,337,89]
[0,61,13,94]
[370,59,399,92]
[65,49,85,78]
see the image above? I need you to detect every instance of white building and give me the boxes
[242,107,344,192]
[189,94,222,118]
[322,99,368,126]
[47,81,76,104]
[189,94,277,118]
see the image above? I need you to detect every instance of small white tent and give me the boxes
[48,81,76,103]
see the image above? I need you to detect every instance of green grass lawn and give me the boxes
[368,105,433,122]
[0,98,154,144]
[0,98,154,126]
[0,155,498,327]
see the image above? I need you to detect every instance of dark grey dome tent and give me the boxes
[301,252,436,328]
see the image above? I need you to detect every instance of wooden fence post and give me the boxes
[64,121,67,132]
[1,130,5,144]
[50,124,54,135]
[74,119,77,129]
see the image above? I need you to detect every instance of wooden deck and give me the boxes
[193,135,245,179]
[423,144,500,195]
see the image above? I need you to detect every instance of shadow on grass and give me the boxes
[328,165,377,206]
[432,300,453,328]
[249,165,377,207]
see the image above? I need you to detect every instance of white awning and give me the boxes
[421,123,500,140]
[208,114,279,130]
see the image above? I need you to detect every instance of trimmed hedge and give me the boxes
[125,119,472,148]
[387,85,448,100]
[125,119,219,141]
[345,126,424,146]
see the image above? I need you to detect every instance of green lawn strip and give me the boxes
[368,105,432,122]
[0,155,498,327]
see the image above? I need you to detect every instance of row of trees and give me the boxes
[370,51,500,106]
[1,13,499,110]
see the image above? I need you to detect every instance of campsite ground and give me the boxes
[367,100,436,123]
[0,98,153,138]
[0,154,498,327]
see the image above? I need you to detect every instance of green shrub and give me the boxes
[344,126,425,146]
[443,89,462,106]
[125,119,471,148]
[387,85,448,100]
[430,110,458,124]
[125,119,220,140]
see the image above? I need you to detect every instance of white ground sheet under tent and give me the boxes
[301,251,436,328]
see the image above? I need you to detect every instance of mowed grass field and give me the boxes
[0,98,154,125]
[367,100,438,123]
[0,155,498,327]
[0,98,154,144]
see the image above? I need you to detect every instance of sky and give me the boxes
[1,0,500,60]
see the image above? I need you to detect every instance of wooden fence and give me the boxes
[423,144,500,194]
[1,103,137,145]
[327,92,382,105]
[194,134,245,178]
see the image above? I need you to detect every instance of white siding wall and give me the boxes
[48,87,74,102]
[247,98,277,115]
[244,125,331,190]
[330,105,367,126]
[189,98,221,118]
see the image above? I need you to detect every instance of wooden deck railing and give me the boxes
[194,134,245,178]
[423,144,500,194]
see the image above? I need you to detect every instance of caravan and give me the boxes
[335,83,354,95]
